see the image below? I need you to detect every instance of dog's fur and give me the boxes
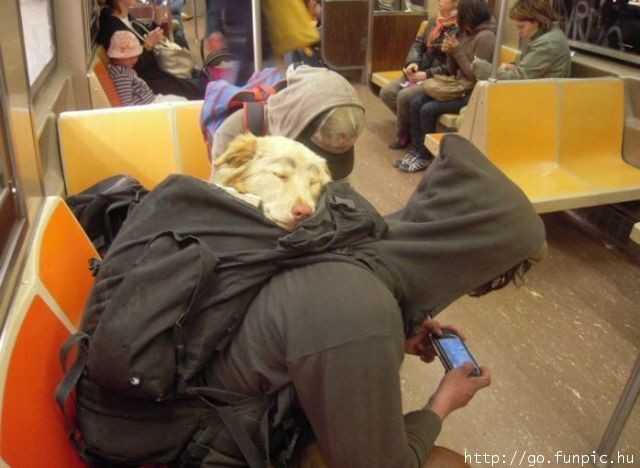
[211,134,332,231]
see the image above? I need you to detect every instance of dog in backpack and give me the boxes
[211,134,332,231]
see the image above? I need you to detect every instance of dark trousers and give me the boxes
[409,94,469,157]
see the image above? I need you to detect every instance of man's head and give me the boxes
[266,66,365,180]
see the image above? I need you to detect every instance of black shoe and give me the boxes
[388,140,409,150]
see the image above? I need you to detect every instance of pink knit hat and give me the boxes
[108,30,143,59]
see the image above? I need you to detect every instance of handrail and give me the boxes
[252,0,262,73]
[490,0,509,81]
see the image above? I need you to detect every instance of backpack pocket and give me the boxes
[88,231,218,400]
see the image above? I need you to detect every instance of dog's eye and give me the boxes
[273,172,289,181]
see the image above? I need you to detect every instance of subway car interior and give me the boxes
[0,0,639,466]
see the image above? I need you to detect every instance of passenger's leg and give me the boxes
[396,84,427,136]
[416,97,468,157]
[379,77,404,114]
[395,93,430,168]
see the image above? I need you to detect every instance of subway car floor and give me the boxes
[351,83,640,467]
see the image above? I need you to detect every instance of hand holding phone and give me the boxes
[430,330,481,376]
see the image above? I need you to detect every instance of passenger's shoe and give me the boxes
[398,154,433,173]
[181,12,194,21]
[388,132,409,150]
[394,150,419,168]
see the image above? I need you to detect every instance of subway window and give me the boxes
[554,0,640,63]
[19,0,56,88]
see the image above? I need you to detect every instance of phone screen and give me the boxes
[439,336,475,369]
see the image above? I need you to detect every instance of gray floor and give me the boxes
[179,11,639,466]
[352,84,640,468]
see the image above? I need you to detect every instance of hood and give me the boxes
[376,134,545,333]
[265,66,365,140]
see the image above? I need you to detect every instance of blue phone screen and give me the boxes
[439,337,474,369]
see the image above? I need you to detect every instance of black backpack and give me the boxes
[66,175,149,256]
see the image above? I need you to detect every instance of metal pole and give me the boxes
[490,0,509,81]
[252,0,262,73]
[192,0,200,43]
[593,352,640,467]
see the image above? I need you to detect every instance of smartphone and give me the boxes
[430,331,481,376]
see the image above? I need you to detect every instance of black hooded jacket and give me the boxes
[78,134,544,467]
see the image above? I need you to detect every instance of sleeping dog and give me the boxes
[211,134,332,231]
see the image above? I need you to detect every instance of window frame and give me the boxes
[0,49,28,314]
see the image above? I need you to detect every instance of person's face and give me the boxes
[513,19,539,39]
[114,56,139,68]
[438,0,458,15]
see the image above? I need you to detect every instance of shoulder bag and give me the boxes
[131,21,195,80]
[423,74,474,101]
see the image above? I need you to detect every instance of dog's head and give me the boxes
[212,134,332,231]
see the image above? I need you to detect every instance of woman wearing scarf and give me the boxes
[379,0,459,150]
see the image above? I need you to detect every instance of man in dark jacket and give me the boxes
[75,134,544,467]
[205,134,545,466]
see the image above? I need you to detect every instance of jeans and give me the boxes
[409,94,469,157]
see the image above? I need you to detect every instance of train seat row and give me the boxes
[58,100,210,195]
[0,197,94,467]
[426,76,640,213]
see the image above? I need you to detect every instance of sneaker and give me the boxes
[394,150,419,168]
[181,12,194,21]
[398,154,433,173]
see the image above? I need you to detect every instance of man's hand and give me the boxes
[404,318,465,363]
[426,363,491,421]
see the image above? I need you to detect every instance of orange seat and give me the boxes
[0,294,86,467]
[39,199,98,328]
[93,58,123,107]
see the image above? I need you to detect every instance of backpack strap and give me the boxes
[243,101,266,136]
[54,332,91,457]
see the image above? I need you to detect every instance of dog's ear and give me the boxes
[215,133,258,169]
[213,133,258,188]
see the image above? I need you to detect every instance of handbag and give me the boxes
[153,39,194,79]
[423,74,474,101]
[130,21,195,80]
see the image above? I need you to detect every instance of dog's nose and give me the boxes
[292,204,313,221]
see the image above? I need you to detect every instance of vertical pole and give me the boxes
[490,0,508,81]
[192,0,200,43]
[594,354,640,467]
[252,0,262,73]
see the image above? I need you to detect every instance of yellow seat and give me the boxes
[427,77,640,213]
[172,101,211,181]
[59,102,211,195]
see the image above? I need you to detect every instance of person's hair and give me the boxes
[457,0,492,33]
[101,0,120,14]
[509,0,556,32]
[468,242,547,297]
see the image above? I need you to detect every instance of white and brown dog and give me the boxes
[211,134,332,231]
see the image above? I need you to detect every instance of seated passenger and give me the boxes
[398,0,496,173]
[472,0,571,80]
[210,66,365,181]
[379,1,459,149]
[98,0,205,100]
[107,31,187,106]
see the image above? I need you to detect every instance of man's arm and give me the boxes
[289,337,441,468]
